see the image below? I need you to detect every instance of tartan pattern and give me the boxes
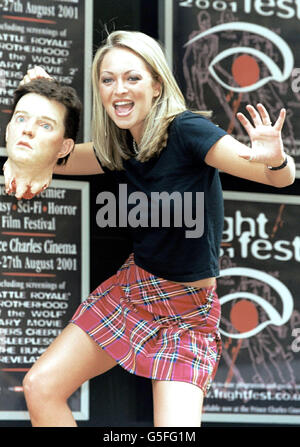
[71,254,222,393]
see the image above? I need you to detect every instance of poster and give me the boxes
[202,191,300,424]
[0,177,90,420]
[0,0,93,156]
[167,0,300,171]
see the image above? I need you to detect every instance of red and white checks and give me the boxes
[71,254,222,393]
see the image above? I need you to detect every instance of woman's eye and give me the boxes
[102,78,113,84]
[128,76,140,82]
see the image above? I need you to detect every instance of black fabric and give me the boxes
[98,111,227,281]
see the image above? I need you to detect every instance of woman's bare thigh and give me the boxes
[26,323,117,399]
[152,380,204,427]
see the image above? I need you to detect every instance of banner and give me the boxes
[170,0,300,171]
[0,0,93,156]
[203,191,300,424]
[0,177,89,420]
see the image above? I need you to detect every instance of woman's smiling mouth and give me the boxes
[113,101,134,116]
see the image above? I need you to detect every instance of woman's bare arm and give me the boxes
[54,142,103,176]
[205,104,295,188]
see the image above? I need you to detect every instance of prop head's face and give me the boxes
[6,93,74,167]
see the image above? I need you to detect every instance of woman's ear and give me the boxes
[153,77,162,99]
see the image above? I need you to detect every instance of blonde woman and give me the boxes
[5,31,295,427]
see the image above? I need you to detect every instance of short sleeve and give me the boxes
[175,111,227,162]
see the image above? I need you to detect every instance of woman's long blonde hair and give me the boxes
[92,30,187,170]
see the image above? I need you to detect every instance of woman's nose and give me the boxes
[115,79,128,94]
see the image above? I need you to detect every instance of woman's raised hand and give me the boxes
[236,103,286,167]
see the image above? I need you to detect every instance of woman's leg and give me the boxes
[23,323,117,427]
[152,380,204,427]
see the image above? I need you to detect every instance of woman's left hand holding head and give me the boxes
[236,103,286,167]
[20,66,53,85]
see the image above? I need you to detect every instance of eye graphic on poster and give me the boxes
[183,22,294,92]
[170,2,300,169]
[218,267,293,339]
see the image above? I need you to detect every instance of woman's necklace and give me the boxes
[132,139,139,155]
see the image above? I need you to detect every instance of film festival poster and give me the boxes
[0,179,90,420]
[0,0,92,420]
[173,0,300,171]
[0,0,92,156]
[171,1,300,424]
[202,192,300,424]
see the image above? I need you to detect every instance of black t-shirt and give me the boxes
[99,110,227,281]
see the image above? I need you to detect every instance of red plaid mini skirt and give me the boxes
[71,254,222,393]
